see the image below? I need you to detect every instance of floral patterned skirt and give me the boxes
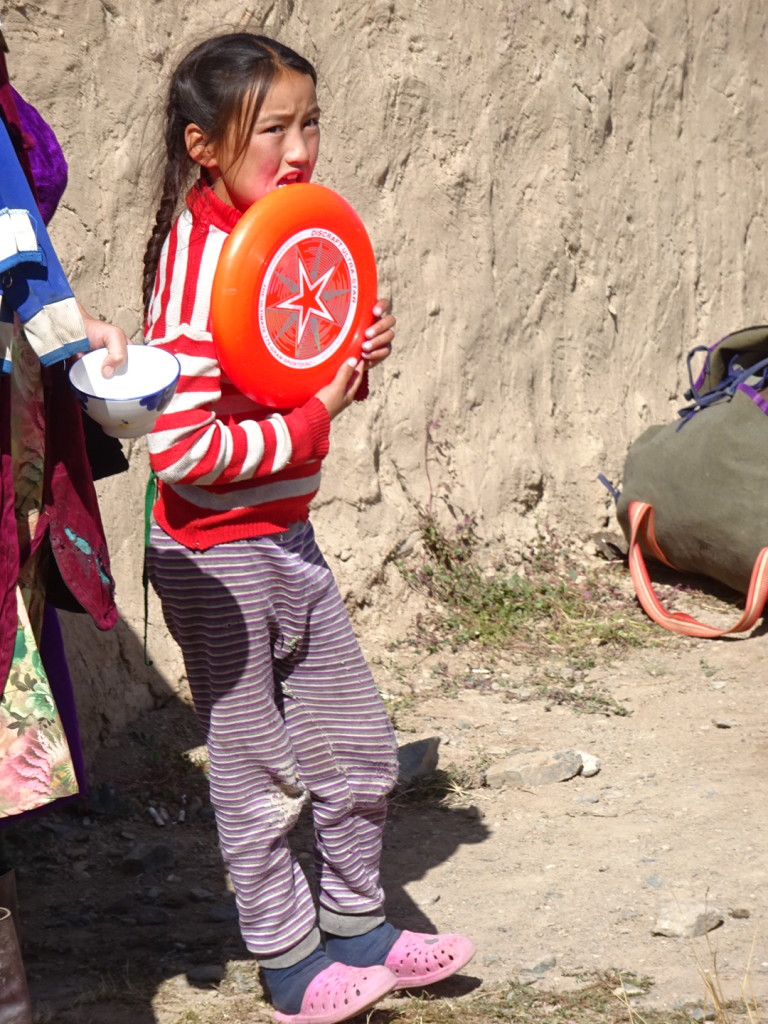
[0,590,81,820]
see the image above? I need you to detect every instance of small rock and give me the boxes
[147,806,165,827]
[189,887,215,903]
[146,41,166,64]
[652,901,724,938]
[397,737,440,785]
[134,905,172,926]
[159,892,186,909]
[525,954,557,975]
[592,531,627,560]
[613,983,646,998]
[414,892,441,908]
[207,902,239,923]
[120,842,175,876]
[486,749,583,789]
[186,964,226,985]
[711,718,734,729]
[577,751,601,777]
[684,1009,716,1022]
[728,907,750,919]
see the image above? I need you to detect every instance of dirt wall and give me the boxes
[4,0,767,747]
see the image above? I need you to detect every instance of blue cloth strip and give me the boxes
[0,116,87,370]
[0,206,45,276]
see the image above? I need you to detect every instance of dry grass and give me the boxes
[693,936,763,1024]
[399,512,656,663]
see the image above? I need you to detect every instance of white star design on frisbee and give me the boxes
[275,258,336,346]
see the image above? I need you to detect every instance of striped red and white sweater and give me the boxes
[145,185,333,551]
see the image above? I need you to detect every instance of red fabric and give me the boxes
[0,376,20,690]
[145,186,334,551]
[32,364,118,632]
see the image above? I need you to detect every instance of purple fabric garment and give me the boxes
[39,602,87,793]
[10,86,68,226]
[0,51,35,194]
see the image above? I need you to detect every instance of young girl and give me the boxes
[143,33,474,1024]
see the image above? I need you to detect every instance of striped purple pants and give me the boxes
[147,520,398,964]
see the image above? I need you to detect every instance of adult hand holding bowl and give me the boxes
[69,344,180,439]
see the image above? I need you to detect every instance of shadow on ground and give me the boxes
[4,618,489,1023]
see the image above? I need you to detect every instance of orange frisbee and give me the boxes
[211,182,378,408]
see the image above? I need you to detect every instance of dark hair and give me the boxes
[142,33,316,315]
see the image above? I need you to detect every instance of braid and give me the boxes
[142,91,194,318]
[142,161,186,317]
[142,33,318,319]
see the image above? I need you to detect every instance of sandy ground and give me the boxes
[6,572,768,1023]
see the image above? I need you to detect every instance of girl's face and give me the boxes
[193,69,320,212]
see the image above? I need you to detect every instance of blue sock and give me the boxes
[324,921,402,968]
[261,945,333,1015]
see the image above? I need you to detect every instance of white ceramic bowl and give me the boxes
[69,345,181,439]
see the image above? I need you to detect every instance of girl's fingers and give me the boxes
[344,359,365,397]
[362,328,394,362]
[365,314,396,340]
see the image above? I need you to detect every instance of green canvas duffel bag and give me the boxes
[615,324,768,636]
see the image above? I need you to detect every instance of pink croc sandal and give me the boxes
[273,962,397,1024]
[384,930,476,989]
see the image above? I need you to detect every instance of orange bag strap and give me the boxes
[626,500,768,637]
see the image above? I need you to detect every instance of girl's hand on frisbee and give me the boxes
[361,298,395,367]
[316,357,365,419]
